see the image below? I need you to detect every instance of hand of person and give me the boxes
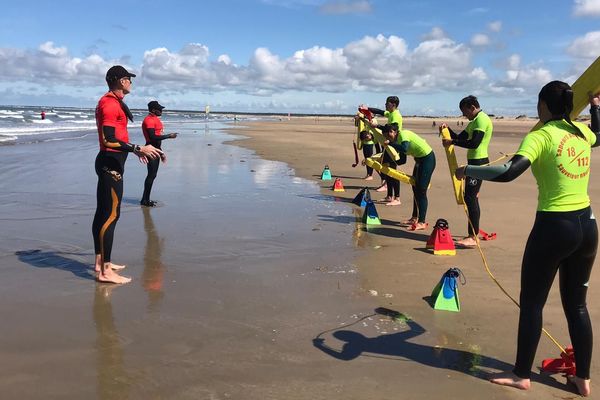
[589,92,600,107]
[160,152,167,164]
[442,138,453,148]
[169,133,178,139]
[138,155,149,165]
[139,144,163,159]
[383,140,390,145]
[455,166,467,180]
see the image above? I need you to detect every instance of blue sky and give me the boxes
[0,0,599,115]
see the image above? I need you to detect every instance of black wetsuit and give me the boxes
[447,127,487,236]
[464,106,600,380]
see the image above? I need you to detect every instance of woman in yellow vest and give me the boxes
[456,82,600,397]
[442,95,493,247]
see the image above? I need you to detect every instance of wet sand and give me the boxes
[227,116,600,399]
[0,116,598,400]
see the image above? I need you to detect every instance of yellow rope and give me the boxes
[458,157,567,354]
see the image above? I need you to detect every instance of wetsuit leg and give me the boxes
[513,208,597,379]
[412,153,436,223]
[363,143,374,176]
[142,157,160,203]
[559,209,597,379]
[92,152,126,264]
[464,158,488,236]
[411,162,420,219]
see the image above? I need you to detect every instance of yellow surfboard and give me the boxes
[364,156,416,186]
[530,55,600,132]
[440,127,465,205]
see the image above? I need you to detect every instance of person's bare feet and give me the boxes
[364,175,374,181]
[489,371,531,391]
[97,269,132,284]
[376,184,387,192]
[408,222,428,231]
[456,236,477,247]
[401,217,417,226]
[567,375,591,397]
[385,199,401,206]
[94,254,126,272]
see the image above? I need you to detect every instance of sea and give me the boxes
[0,105,253,145]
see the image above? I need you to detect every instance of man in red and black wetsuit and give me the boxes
[92,65,163,284]
[140,100,178,207]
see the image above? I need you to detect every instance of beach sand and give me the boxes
[0,116,598,399]
[227,115,600,399]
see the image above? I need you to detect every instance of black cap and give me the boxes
[105,65,136,83]
[148,101,165,111]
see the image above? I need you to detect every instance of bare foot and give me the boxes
[568,375,591,397]
[489,371,531,391]
[376,184,387,192]
[364,175,374,181]
[383,196,392,202]
[456,236,477,248]
[385,199,401,206]
[408,222,428,231]
[97,269,132,284]
[94,260,126,272]
[401,217,417,226]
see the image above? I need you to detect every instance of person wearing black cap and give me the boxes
[140,100,178,207]
[93,65,163,284]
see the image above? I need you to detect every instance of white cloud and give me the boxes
[471,33,491,47]
[573,0,600,16]
[567,31,600,58]
[488,21,502,32]
[319,0,372,14]
[491,54,553,91]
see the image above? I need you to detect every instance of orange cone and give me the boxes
[426,219,456,255]
[332,177,345,192]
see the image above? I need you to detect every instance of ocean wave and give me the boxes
[0,125,96,134]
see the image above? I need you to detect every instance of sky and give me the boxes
[0,0,599,115]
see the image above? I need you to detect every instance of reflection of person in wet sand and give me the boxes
[142,208,165,311]
[313,318,512,379]
[94,285,130,398]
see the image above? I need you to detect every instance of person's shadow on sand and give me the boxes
[16,249,94,280]
[313,310,569,392]
[314,311,508,381]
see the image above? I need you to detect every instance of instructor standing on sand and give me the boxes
[93,65,162,284]
[140,100,178,207]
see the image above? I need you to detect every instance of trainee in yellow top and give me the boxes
[516,119,596,211]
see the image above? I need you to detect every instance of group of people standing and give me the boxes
[92,65,177,284]
[358,83,600,397]
[359,94,486,238]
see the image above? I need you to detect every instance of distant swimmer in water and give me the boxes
[40,111,45,120]
[140,100,178,207]
[456,82,600,397]
[92,65,163,284]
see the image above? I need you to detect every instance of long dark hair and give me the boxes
[539,80,584,138]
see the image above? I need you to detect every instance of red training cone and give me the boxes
[332,177,345,192]
[426,219,456,255]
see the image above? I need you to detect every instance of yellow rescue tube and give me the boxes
[440,127,465,205]
[364,156,416,186]
[531,55,600,132]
